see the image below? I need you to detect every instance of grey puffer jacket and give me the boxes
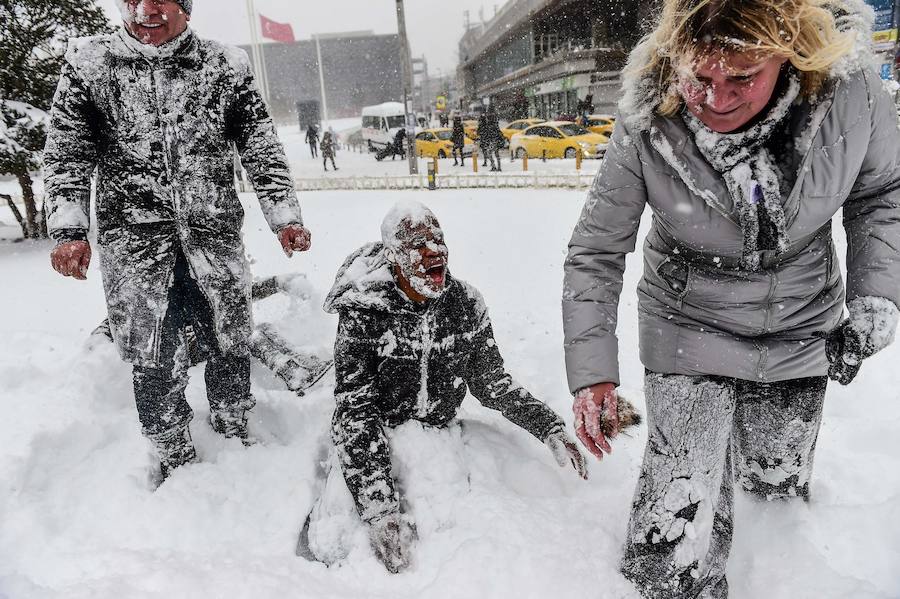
[563,67,900,391]
[44,28,301,367]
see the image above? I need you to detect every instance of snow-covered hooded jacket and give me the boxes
[324,243,564,521]
[43,28,302,367]
[563,39,900,391]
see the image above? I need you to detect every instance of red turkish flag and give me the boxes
[259,14,295,43]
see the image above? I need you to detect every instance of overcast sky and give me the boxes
[97,0,500,75]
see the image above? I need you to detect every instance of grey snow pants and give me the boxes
[621,371,827,599]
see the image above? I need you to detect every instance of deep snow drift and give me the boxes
[0,190,898,598]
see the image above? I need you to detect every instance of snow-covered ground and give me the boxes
[1,190,898,599]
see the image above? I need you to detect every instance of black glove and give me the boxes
[823,319,864,385]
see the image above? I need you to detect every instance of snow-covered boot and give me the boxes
[209,402,255,445]
[149,422,198,481]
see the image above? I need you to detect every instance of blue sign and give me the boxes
[881,63,893,79]
[865,0,895,31]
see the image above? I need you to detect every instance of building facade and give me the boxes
[456,0,654,120]
[240,31,404,125]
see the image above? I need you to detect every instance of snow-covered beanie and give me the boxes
[380,200,439,256]
[176,0,192,14]
[685,74,801,271]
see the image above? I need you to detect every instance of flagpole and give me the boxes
[246,0,270,103]
[314,34,329,126]
[243,0,260,84]
[254,0,272,103]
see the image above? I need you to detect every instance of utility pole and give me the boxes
[395,0,418,175]
[314,34,329,125]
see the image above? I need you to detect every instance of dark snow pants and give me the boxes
[621,372,827,599]
[132,250,252,437]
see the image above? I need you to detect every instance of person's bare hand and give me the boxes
[277,225,311,257]
[50,240,91,280]
[573,382,619,461]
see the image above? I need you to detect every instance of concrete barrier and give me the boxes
[293,172,594,191]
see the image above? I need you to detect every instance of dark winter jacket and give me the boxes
[450,120,465,147]
[320,134,336,158]
[324,243,565,522]
[305,126,319,144]
[44,28,302,367]
[563,43,900,390]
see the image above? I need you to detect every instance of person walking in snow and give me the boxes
[324,201,587,573]
[483,107,503,172]
[44,0,311,481]
[450,115,465,166]
[321,131,338,171]
[306,124,320,158]
[476,113,490,168]
[562,1,900,596]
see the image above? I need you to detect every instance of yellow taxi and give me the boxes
[509,121,609,159]
[501,118,544,142]
[580,114,615,136]
[463,119,479,140]
[415,128,475,158]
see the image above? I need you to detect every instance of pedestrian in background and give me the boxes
[321,131,338,171]
[306,124,320,158]
[450,115,465,166]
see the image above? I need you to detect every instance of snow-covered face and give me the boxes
[391,219,449,301]
[119,0,190,46]
[678,50,786,133]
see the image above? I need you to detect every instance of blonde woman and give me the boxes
[563,0,900,596]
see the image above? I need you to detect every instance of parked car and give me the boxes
[500,118,545,143]
[463,119,479,141]
[361,102,407,151]
[579,114,616,136]
[509,121,608,159]
[415,128,475,158]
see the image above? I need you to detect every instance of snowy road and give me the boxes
[0,190,898,598]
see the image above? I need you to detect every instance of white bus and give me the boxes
[361,102,406,151]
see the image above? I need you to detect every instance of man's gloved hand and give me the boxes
[368,512,417,574]
[50,240,91,280]
[277,224,311,257]
[824,296,900,385]
[545,430,588,480]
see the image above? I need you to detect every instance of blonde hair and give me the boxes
[638,0,856,116]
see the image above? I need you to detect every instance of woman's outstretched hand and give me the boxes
[573,382,619,461]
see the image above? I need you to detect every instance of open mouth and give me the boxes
[137,22,164,29]
[423,263,446,286]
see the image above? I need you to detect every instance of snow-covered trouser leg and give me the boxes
[621,373,735,599]
[732,377,826,500]
[621,373,828,598]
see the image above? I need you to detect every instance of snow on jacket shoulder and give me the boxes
[563,66,900,391]
[326,243,564,521]
[43,28,302,367]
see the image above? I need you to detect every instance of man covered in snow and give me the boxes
[44,0,311,479]
[324,201,587,573]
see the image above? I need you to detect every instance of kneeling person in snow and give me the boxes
[44,0,311,479]
[324,201,587,572]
